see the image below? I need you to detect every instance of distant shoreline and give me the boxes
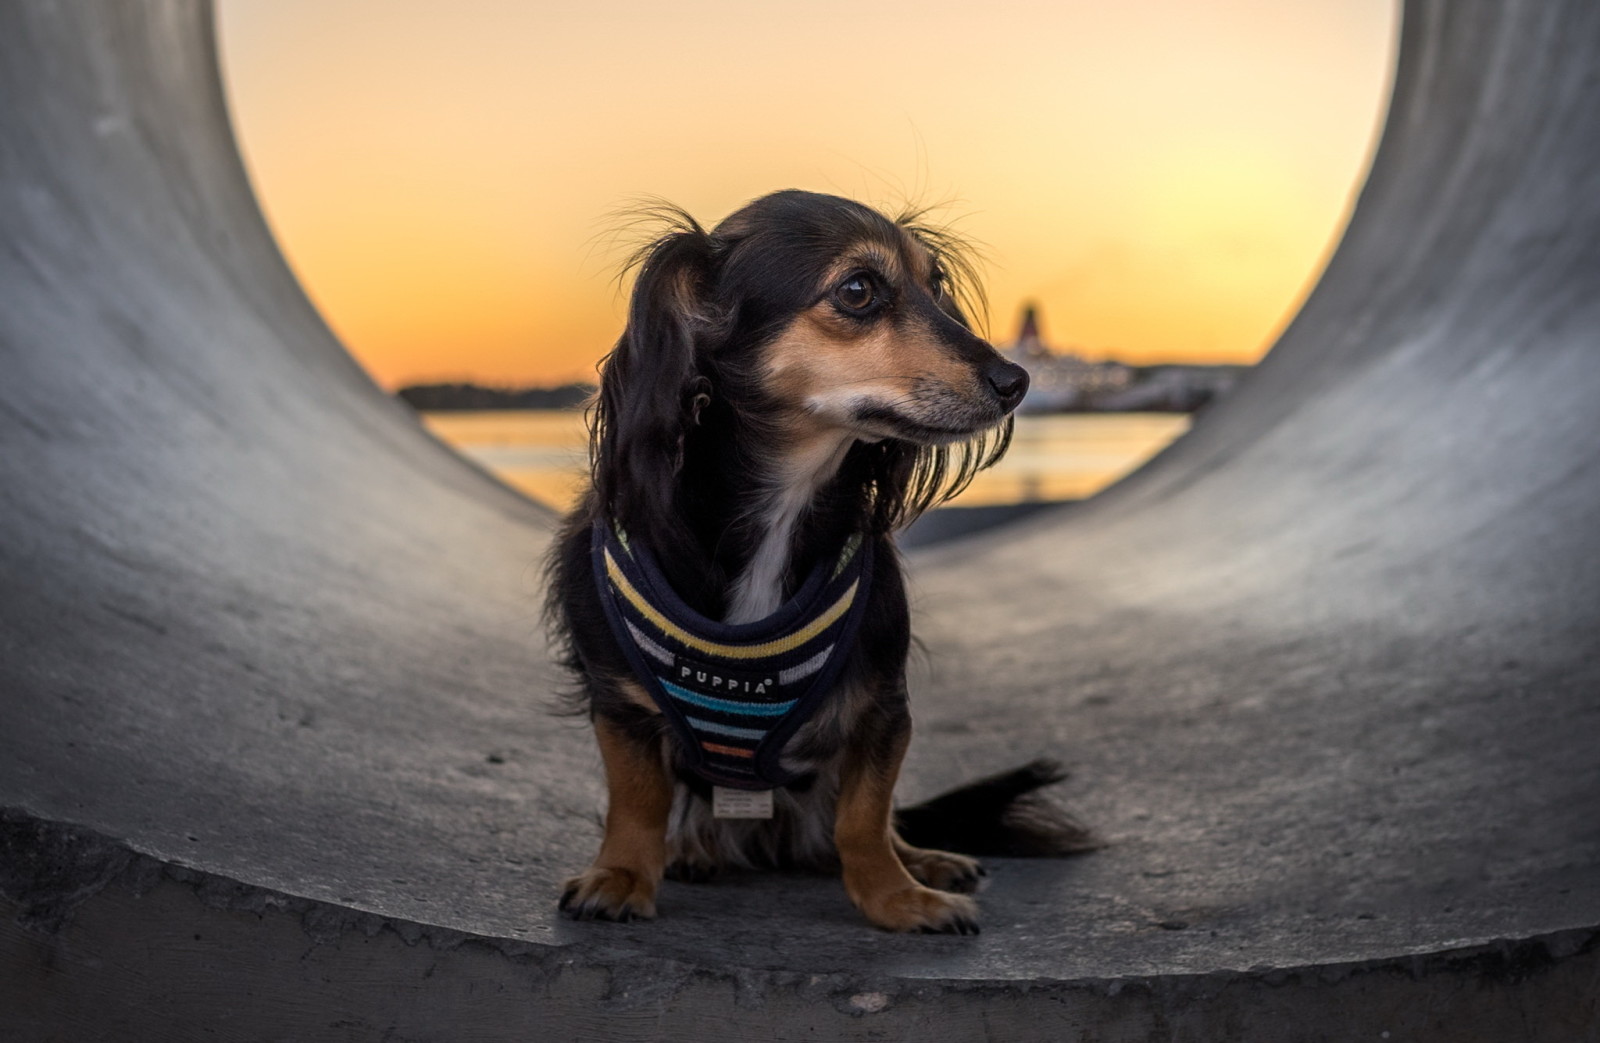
[398,365,1246,415]
[396,382,594,412]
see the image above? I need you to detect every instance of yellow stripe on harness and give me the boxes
[604,548,857,660]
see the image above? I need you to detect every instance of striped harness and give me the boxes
[591,521,873,790]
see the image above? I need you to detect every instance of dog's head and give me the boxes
[591,190,1027,531]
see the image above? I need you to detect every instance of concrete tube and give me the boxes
[2,1,1596,1038]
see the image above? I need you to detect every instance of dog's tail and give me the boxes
[894,758,1100,857]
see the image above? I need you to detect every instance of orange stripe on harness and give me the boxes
[701,741,755,759]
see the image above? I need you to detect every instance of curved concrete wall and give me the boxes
[2,1,1597,1039]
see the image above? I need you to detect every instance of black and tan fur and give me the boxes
[549,190,1091,933]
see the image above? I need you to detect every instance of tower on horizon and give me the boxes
[1012,302,1050,361]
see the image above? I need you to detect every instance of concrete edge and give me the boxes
[5,807,1598,1042]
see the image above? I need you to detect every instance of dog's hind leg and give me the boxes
[835,717,980,934]
[893,833,987,895]
[560,716,672,921]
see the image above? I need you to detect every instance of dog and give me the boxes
[548,190,1091,934]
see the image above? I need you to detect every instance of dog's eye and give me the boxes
[929,265,947,298]
[834,273,878,314]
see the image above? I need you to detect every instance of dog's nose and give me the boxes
[984,358,1030,411]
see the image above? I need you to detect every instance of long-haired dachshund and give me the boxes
[549,190,1091,934]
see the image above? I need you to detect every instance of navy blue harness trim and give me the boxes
[591,520,873,790]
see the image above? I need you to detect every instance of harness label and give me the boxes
[673,656,777,698]
[713,786,775,819]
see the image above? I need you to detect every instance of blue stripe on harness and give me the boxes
[683,715,768,741]
[661,679,796,717]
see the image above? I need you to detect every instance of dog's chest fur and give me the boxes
[723,433,856,624]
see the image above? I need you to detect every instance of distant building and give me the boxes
[1011,305,1049,363]
[1094,364,1244,413]
[1000,303,1133,412]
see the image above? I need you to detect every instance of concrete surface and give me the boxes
[901,500,1066,549]
[2,1,1598,1039]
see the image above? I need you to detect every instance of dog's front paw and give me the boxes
[859,885,980,935]
[559,867,657,922]
[899,846,987,894]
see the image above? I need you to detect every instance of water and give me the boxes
[421,410,1190,513]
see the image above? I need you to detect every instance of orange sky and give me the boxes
[217,1,1395,389]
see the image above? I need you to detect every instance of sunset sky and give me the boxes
[217,1,1395,390]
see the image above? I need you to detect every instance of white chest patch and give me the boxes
[724,435,855,624]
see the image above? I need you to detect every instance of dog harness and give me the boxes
[592,521,873,790]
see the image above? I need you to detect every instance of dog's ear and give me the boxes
[591,221,717,527]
